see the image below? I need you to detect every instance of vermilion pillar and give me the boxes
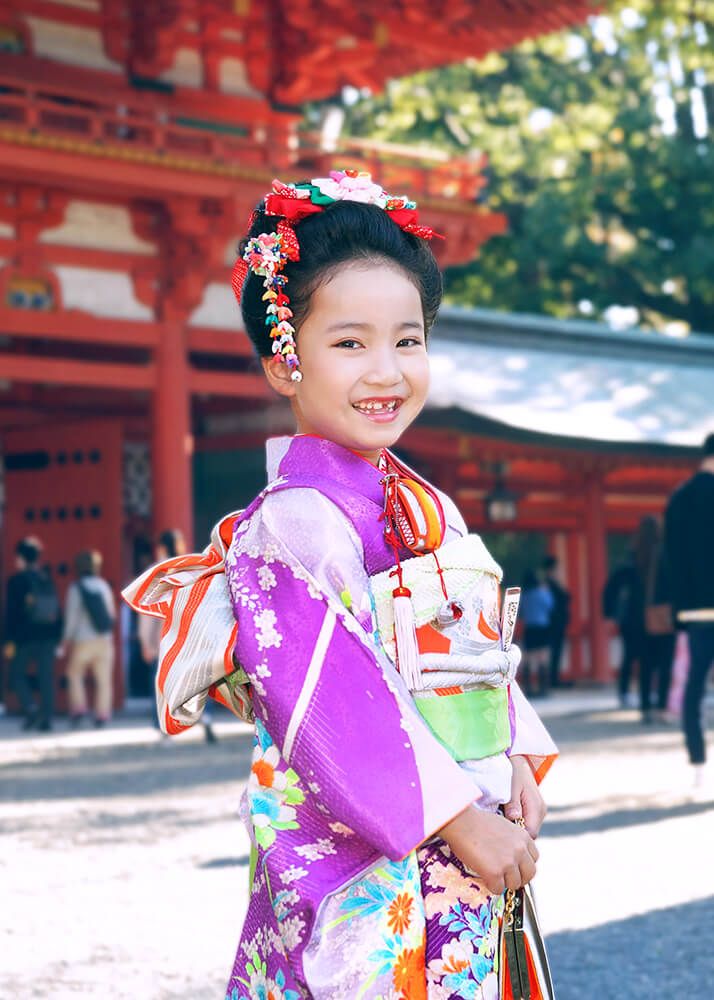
[565,530,584,679]
[584,475,610,682]
[152,320,194,547]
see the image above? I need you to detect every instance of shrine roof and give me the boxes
[270,2,599,103]
[426,306,714,451]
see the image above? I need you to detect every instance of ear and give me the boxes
[261,355,299,398]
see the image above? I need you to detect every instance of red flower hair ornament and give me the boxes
[231,170,443,383]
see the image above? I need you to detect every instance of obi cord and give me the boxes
[230,169,443,383]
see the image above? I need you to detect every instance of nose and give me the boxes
[362,344,403,387]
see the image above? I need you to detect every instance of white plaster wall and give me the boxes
[189,282,237,328]
[218,57,262,98]
[41,201,158,254]
[54,266,153,320]
[26,17,122,72]
[160,47,203,88]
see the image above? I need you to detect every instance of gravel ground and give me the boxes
[1,699,713,999]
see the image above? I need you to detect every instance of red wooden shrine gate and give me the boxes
[3,421,124,714]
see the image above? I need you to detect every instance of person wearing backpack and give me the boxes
[58,549,116,727]
[3,537,62,731]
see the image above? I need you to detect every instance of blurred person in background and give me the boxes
[603,523,647,708]
[638,516,675,724]
[664,432,714,788]
[541,554,571,689]
[57,550,116,728]
[139,529,217,743]
[520,567,554,697]
[3,536,62,731]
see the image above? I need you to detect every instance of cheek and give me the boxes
[298,351,354,406]
[406,355,430,399]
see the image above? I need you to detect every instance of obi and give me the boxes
[370,535,520,762]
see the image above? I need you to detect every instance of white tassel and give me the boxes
[393,588,422,691]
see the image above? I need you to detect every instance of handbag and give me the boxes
[499,820,556,1000]
[644,603,673,636]
[499,883,555,1000]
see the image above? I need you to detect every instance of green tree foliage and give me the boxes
[336,1,714,333]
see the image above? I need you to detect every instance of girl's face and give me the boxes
[264,262,430,464]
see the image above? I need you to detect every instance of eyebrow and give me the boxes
[326,320,424,333]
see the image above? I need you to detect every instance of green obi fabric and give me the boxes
[413,687,510,761]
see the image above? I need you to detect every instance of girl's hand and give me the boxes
[505,755,547,838]
[438,806,538,895]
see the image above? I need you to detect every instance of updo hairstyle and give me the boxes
[239,199,442,359]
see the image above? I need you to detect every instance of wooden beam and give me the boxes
[0,238,160,273]
[404,425,696,471]
[0,307,161,348]
[0,354,154,390]
[0,137,270,201]
[189,370,269,398]
[187,327,253,357]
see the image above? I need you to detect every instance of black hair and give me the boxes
[16,536,42,565]
[75,549,102,577]
[158,528,185,559]
[541,555,558,571]
[239,199,442,358]
[704,432,714,457]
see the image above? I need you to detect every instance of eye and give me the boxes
[397,336,423,348]
[335,339,362,349]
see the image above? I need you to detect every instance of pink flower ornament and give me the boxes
[313,170,389,207]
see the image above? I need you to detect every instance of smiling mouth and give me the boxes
[352,398,403,414]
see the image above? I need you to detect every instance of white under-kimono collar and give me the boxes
[265,435,294,480]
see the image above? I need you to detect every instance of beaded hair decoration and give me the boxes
[231,169,441,383]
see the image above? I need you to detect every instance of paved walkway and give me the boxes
[1,691,713,998]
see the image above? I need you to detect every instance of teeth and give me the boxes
[355,400,398,412]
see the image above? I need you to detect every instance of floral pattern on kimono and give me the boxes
[303,854,427,999]
[229,954,301,1000]
[249,718,306,850]
[419,841,504,1000]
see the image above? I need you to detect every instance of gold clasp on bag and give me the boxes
[499,817,556,1000]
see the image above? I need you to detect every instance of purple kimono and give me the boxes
[125,434,556,1000]
[222,436,556,1000]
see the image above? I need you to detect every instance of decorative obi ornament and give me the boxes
[382,470,446,554]
[371,535,521,762]
[122,512,253,734]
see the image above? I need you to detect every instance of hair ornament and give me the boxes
[232,169,443,382]
[240,227,302,381]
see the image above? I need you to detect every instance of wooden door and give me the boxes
[2,421,124,713]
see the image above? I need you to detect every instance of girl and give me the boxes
[124,171,557,1000]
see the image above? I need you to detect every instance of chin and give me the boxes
[355,427,406,454]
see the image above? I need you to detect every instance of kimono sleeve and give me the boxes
[508,680,558,783]
[227,489,479,862]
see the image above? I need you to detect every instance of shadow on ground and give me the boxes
[544,708,713,751]
[0,731,254,804]
[542,796,714,838]
[198,854,250,869]
[548,895,714,997]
